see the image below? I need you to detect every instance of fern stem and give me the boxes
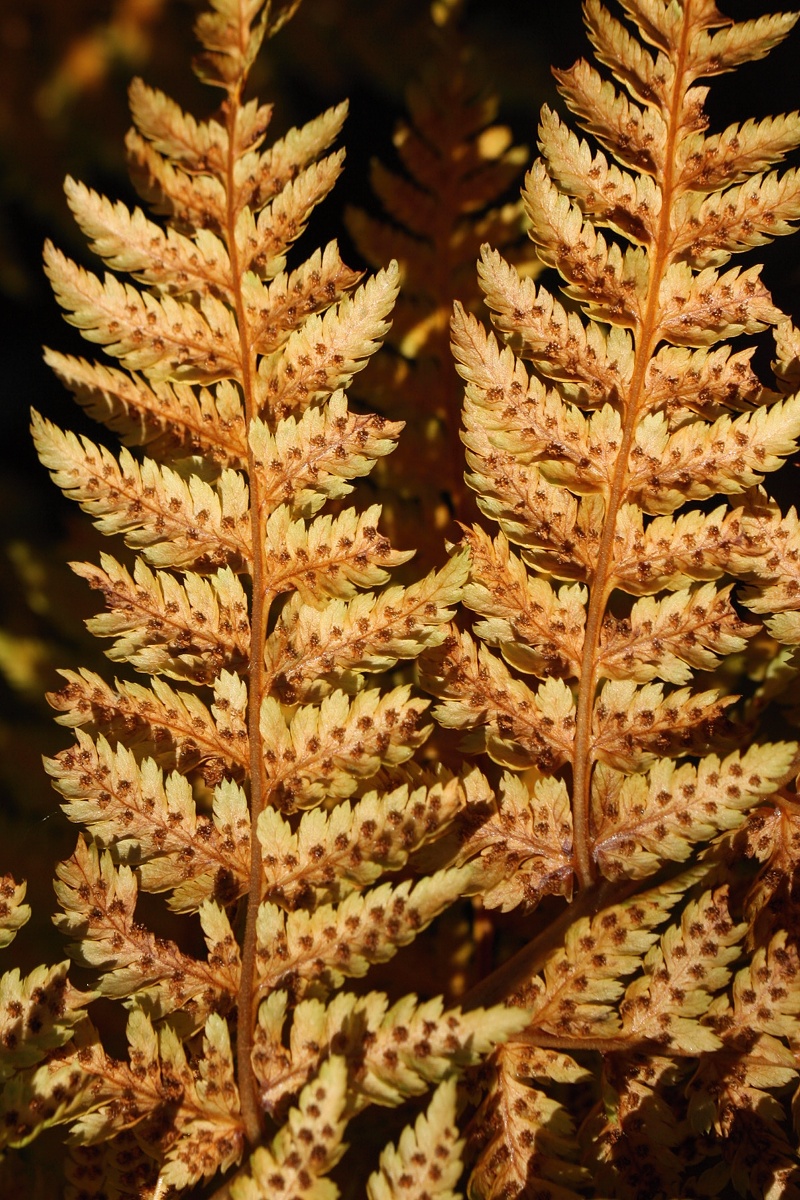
[570,4,693,890]
[219,77,270,1146]
[527,1030,703,1056]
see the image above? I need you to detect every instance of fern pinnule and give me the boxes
[0,878,30,951]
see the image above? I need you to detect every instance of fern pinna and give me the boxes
[418,0,800,1196]
[0,1,523,1196]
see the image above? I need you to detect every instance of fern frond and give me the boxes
[438,0,800,900]
[345,11,536,556]
[417,1,800,1187]
[73,556,250,682]
[22,0,529,1181]
[13,0,800,1193]
[254,989,528,1116]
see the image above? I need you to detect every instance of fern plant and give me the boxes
[4,0,800,1198]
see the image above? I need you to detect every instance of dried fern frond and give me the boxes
[0,0,522,1194]
[420,0,800,1195]
[428,0,800,894]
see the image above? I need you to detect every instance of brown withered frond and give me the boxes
[347,3,539,564]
